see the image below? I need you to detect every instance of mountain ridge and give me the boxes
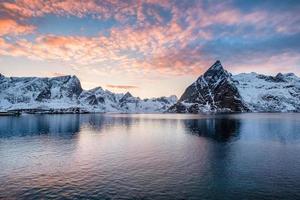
[169,61,300,113]
[1,61,299,113]
[0,74,177,113]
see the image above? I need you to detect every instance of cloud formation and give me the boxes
[0,0,299,77]
[0,19,35,36]
[106,84,139,89]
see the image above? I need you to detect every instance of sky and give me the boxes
[0,0,300,98]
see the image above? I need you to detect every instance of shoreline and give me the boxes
[0,110,299,116]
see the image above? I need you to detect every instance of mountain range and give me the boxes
[0,73,177,113]
[169,61,300,113]
[1,61,299,113]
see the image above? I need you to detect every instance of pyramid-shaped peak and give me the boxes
[124,92,133,98]
[120,92,134,101]
[71,75,79,79]
[119,91,135,103]
[90,86,104,92]
[275,73,284,78]
[208,60,224,71]
[204,60,227,76]
[201,60,230,84]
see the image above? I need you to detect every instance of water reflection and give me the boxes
[0,114,81,138]
[0,114,136,138]
[1,114,300,200]
[238,114,300,144]
[182,117,241,142]
[1,114,299,144]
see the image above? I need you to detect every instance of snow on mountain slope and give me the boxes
[119,92,178,113]
[79,87,120,112]
[233,72,300,112]
[1,62,299,114]
[169,61,300,113]
[0,74,177,113]
[168,61,248,113]
[0,75,82,111]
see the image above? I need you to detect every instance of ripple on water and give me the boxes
[0,113,300,199]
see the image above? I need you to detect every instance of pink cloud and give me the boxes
[1,0,140,23]
[228,52,300,76]
[0,0,299,78]
[51,72,67,77]
[0,19,35,36]
[0,9,214,75]
[106,84,139,89]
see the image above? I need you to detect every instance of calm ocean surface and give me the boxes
[0,113,300,200]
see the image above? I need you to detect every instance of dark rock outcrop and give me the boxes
[60,75,83,98]
[169,61,249,113]
[119,92,136,103]
[1,62,299,113]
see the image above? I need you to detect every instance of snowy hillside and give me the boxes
[0,74,177,113]
[233,72,300,112]
[169,61,300,113]
[168,61,248,113]
[1,61,299,114]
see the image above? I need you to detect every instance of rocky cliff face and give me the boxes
[0,75,82,105]
[0,74,177,113]
[1,61,299,113]
[169,61,249,113]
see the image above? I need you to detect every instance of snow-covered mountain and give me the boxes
[169,61,300,113]
[1,61,299,114]
[0,73,177,113]
[233,72,300,112]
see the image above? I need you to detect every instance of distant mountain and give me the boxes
[1,61,299,114]
[169,61,300,113]
[233,72,300,112]
[0,74,177,113]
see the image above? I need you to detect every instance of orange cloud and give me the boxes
[1,0,140,23]
[1,0,298,78]
[0,0,175,28]
[1,0,298,36]
[0,19,35,36]
[51,72,67,77]
[0,13,212,76]
[106,84,139,89]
